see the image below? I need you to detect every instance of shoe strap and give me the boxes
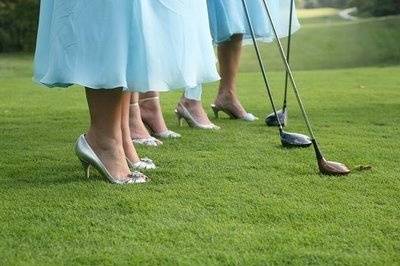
[139,96,159,104]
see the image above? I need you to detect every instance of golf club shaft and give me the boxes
[283,0,295,109]
[240,0,284,131]
[261,0,317,140]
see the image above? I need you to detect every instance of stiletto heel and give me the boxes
[175,110,184,127]
[80,159,90,178]
[175,103,220,130]
[211,104,219,118]
[211,104,221,118]
[75,134,148,184]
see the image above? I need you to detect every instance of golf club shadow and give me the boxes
[282,145,311,150]
[274,144,311,150]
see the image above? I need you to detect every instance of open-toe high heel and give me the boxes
[126,157,156,171]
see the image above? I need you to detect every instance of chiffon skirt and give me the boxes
[34,0,219,91]
[207,0,301,44]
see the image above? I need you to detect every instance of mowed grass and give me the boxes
[1,58,400,265]
[1,8,400,266]
[297,7,344,24]
[241,14,400,71]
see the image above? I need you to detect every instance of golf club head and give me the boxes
[318,157,351,176]
[280,130,312,148]
[265,109,287,127]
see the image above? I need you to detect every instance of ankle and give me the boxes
[129,117,151,139]
[123,141,140,163]
[129,118,141,130]
[139,97,158,110]
[218,89,237,99]
[180,97,201,109]
[86,130,121,151]
[129,111,143,126]
[139,100,161,122]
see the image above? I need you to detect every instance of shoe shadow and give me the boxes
[0,165,105,189]
[0,175,92,189]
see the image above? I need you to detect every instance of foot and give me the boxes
[85,132,131,182]
[140,97,181,139]
[179,97,213,125]
[124,140,156,170]
[214,91,249,119]
[129,103,163,146]
[127,157,156,171]
[122,133,141,163]
[139,97,169,134]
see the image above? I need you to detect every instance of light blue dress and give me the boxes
[184,0,300,100]
[34,0,219,92]
[207,0,300,44]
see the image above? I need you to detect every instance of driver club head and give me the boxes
[266,108,288,127]
[318,157,351,176]
[280,130,312,148]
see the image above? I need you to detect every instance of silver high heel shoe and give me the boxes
[143,120,181,139]
[126,157,156,171]
[75,134,148,184]
[152,130,181,139]
[211,104,258,122]
[175,103,220,130]
[132,136,163,146]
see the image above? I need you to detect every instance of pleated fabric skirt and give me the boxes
[207,0,301,44]
[34,0,220,92]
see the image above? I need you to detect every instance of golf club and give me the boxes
[240,0,312,148]
[260,0,351,175]
[265,0,294,127]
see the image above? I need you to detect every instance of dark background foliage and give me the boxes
[349,0,400,16]
[0,0,39,53]
[297,0,350,8]
[0,0,399,53]
[297,0,400,15]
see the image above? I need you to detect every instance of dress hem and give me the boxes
[33,76,221,92]
[213,26,300,45]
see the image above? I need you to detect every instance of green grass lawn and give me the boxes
[297,8,344,25]
[1,8,400,266]
[241,14,400,72]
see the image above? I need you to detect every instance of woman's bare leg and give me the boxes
[179,97,212,125]
[121,92,141,164]
[139,91,168,134]
[214,34,248,118]
[177,84,213,125]
[85,88,131,179]
[129,92,152,139]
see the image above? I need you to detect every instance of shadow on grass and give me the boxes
[0,169,103,189]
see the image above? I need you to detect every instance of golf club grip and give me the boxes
[283,0,295,106]
[240,0,283,129]
[286,0,294,64]
[261,0,317,140]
